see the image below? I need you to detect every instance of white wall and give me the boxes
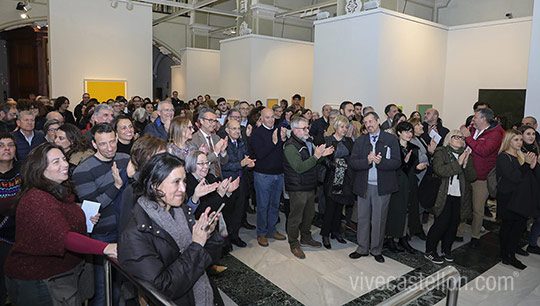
[219,36,252,101]
[48,0,152,103]
[377,11,448,117]
[525,0,540,120]
[313,11,382,113]
[313,9,447,116]
[171,48,220,101]
[220,35,314,107]
[438,0,534,26]
[442,18,532,129]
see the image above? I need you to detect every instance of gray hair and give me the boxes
[364,111,380,120]
[94,103,113,116]
[132,108,147,121]
[475,108,494,123]
[185,150,206,173]
[271,104,282,111]
[18,110,35,119]
[198,108,214,122]
[362,106,375,116]
[44,119,61,132]
[329,109,339,117]
[157,100,173,111]
[290,116,309,129]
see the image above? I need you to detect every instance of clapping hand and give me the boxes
[416,162,428,170]
[227,177,241,193]
[404,150,412,163]
[198,143,209,155]
[192,207,219,247]
[217,177,231,197]
[373,152,383,164]
[111,162,123,189]
[192,179,219,203]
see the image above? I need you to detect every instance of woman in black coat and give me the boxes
[519,125,540,255]
[118,153,223,305]
[385,122,427,254]
[496,129,539,270]
[320,116,354,249]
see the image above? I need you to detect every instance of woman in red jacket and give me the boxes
[4,143,117,306]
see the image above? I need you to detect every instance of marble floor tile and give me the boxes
[230,212,414,306]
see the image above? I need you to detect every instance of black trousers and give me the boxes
[321,196,343,237]
[500,210,527,259]
[426,195,460,254]
[223,178,248,239]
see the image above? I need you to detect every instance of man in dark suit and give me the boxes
[348,111,401,263]
[189,108,229,178]
[380,104,399,130]
[12,110,46,161]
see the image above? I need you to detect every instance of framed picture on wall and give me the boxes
[267,99,278,108]
[84,79,127,103]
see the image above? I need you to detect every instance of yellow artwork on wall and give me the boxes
[267,99,278,108]
[84,79,127,103]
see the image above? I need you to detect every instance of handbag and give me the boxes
[418,166,441,209]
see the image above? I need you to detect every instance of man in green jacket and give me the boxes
[283,117,334,259]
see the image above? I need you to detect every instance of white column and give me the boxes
[525,0,540,118]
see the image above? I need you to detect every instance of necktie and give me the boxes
[207,136,221,178]
[372,135,378,142]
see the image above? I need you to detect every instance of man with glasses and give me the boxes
[0,104,18,133]
[238,101,250,127]
[221,119,256,247]
[348,112,401,263]
[74,93,91,123]
[284,117,334,258]
[143,100,174,140]
[189,108,229,178]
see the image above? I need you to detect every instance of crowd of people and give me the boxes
[0,92,539,305]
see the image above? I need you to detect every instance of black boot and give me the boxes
[386,238,404,253]
[322,236,331,249]
[399,237,417,254]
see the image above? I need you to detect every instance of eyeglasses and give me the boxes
[239,107,249,111]
[201,117,218,123]
[48,128,59,132]
[294,127,309,131]
[451,135,466,140]
[197,161,210,166]
[187,126,195,131]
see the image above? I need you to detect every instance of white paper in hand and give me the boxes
[81,200,101,233]
[429,129,442,144]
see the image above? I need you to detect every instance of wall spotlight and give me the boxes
[16,1,31,12]
[111,0,119,8]
[126,0,134,10]
[505,13,513,19]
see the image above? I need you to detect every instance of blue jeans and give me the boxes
[90,232,119,306]
[529,217,540,247]
[5,277,52,306]
[254,172,283,237]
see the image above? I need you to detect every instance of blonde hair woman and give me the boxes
[167,117,198,160]
[496,129,538,270]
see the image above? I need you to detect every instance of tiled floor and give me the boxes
[211,207,540,306]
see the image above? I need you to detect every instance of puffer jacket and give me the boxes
[465,121,503,180]
[118,201,223,306]
[431,147,477,220]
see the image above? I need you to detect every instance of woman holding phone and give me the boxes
[118,153,224,305]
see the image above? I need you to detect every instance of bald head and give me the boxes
[261,108,275,128]
[424,108,439,125]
